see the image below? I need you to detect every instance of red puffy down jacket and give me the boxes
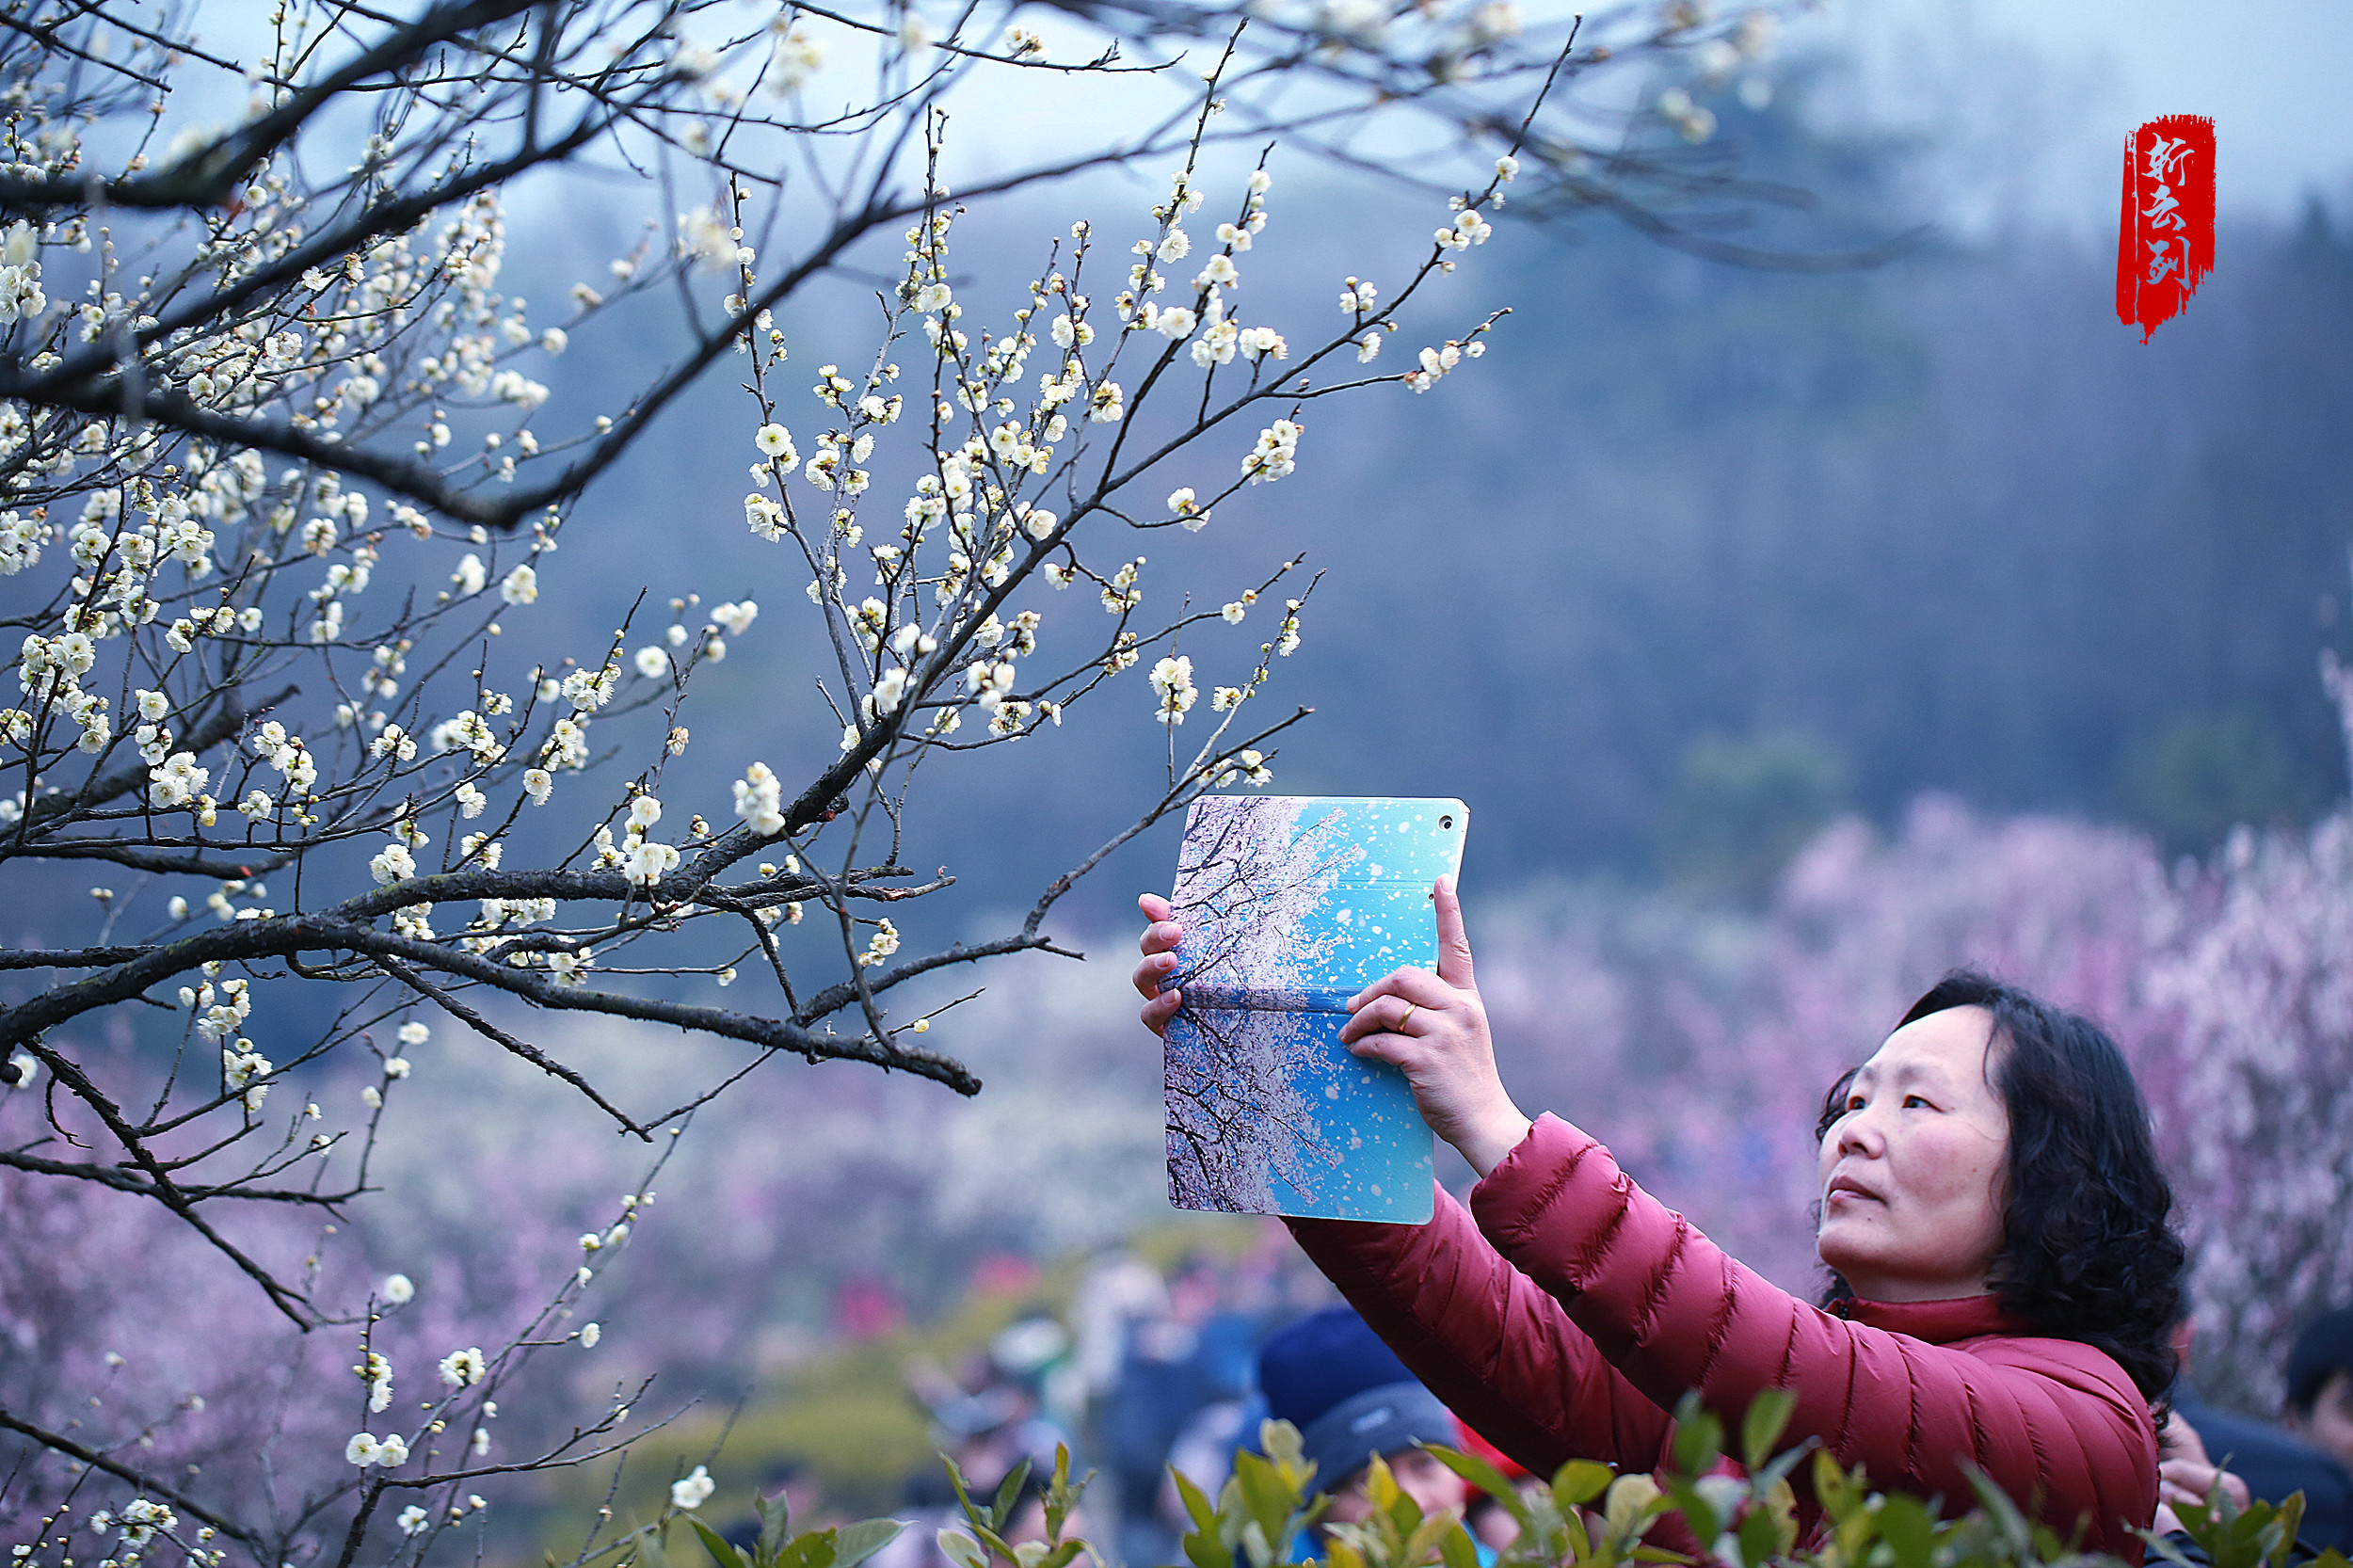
[1286,1115,2158,1562]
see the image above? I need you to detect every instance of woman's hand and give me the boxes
[1133,892,1185,1037]
[2153,1409,2250,1534]
[1337,875,1532,1177]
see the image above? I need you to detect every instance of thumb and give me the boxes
[1433,874,1475,988]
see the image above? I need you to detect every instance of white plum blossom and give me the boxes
[756,423,797,463]
[1150,655,1196,724]
[623,837,680,886]
[1241,418,1301,484]
[371,843,417,883]
[579,1321,601,1349]
[500,563,538,603]
[672,1465,716,1512]
[745,493,786,539]
[381,1272,415,1304]
[345,1432,407,1467]
[362,1351,394,1412]
[857,919,900,968]
[1214,747,1275,788]
[118,1500,176,1549]
[148,752,210,809]
[733,762,786,835]
[397,1505,430,1537]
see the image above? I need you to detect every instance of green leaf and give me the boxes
[1041,1444,1088,1545]
[1176,1468,1235,1568]
[935,1530,989,1568]
[1183,1529,1232,1568]
[1552,1460,1615,1511]
[757,1496,792,1567]
[1562,1507,1593,1565]
[1404,1515,1461,1568]
[832,1519,906,1568]
[1668,1395,1724,1480]
[1660,1479,1719,1547]
[991,1458,1035,1531]
[2271,1493,2309,1568]
[942,1454,982,1525]
[1441,1522,1481,1568]
[1739,1389,1798,1474]
[772,1528,835,1568]
[1174,1467,1221,1536]
[1734,1503,1782,1568]
[1430,1446,1529,1529]
[1262,1419,1314,1489]
[692,1521,749,1568]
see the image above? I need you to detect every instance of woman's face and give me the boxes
[1817,1004,2011,1303]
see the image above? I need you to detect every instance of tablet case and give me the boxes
[1162,794,1467,1224]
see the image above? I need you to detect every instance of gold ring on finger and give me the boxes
[1397,1001,1418,1032]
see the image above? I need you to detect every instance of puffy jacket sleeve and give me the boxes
[1286,1181,1677,1480]
[1465,1115,2157,1560]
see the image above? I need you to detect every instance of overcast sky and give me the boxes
[1815,0,2353,234]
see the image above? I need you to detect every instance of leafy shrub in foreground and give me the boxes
[656,1392,2350,1568]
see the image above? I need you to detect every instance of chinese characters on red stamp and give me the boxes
[2116,115,2216,343]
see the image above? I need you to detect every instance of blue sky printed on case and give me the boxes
[1163,795,1467,1224]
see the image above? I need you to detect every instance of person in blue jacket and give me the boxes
[1255,1305,1478,1560]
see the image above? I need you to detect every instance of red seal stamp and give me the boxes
[2116,115,2216,343]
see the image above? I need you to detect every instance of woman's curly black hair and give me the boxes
[1813,968,2186,1403]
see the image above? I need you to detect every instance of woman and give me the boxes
[1134,879,2186,1561]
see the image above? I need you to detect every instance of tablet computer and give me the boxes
[1161,794,1467,1224]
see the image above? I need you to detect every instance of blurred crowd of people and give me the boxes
[855,1229,1335,1568]
[733,1240,2353,1568]
[2166,1305,2353,1552]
